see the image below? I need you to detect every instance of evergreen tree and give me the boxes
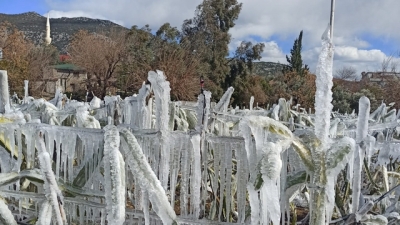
[226,41,266,106]
[286,30,309,75]
[182,0,242,99]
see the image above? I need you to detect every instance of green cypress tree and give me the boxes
[286,30,309,76]
[182,0,242,99]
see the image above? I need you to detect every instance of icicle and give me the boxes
[236,141,248,223]
[23,80,29,104]
[217,142,227,221]
[169,137,180,210]
[142,190,150,225]
[190,134,201,219]
[36,132,66,224]
[139,83,151,125]
[249,96,254,110]
[278,98,288,121]
[352,96,370,213]
[180,138,191,217]
[103,125,125,225]
[325,137,355,223]
[147,70,171,189]
[0,70,11,114]
[224,142,234,222]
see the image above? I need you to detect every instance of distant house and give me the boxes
[34,63,87,97]
[360,71,400,86]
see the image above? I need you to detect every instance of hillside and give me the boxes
[252,61,287,77]
[0,12,287,78]
[0,12,128,53]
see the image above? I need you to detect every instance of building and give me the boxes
[31,13,89,97]
[360,71,400,86]
[33,63,87,97]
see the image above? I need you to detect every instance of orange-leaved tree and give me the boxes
[68,29,129,98]
[0,22,32,95]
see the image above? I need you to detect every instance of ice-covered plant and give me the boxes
[36,132,66,224]
[103,125,125,225]
[119,127,177,225]
[0,197,17,225]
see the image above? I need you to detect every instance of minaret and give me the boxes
[44,13,52,45]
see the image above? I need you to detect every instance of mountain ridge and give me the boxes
[1,12,286,77]
[0,11,127,53]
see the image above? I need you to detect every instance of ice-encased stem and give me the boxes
[36,201,52,225]
[147,70,171,189]
[239,116,293,224]
[0,70,11,114]
[0,197,17,225]
[24,80,29,104]
[214,87,234,113]
[103,125,126,225]
[119,128,177,225]
[36,133,66,225]
[308,25,334,225]
[352,96,370,213]
[314,25,334,150]
[190,134,201,219]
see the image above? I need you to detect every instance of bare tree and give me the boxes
[26,45,59,96]
[68,29,129,98]
[381,52,400,73]
[335,65,358,80]
[0,22,34,94]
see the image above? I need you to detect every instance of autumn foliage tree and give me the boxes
[0,22,32,94]
[68,29,129,98]
[0,22,57,97]
[268,71,316,109]
[120,24,201,101]
[26,44,59,96]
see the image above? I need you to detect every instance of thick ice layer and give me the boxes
[214,87,234,113]
[36,201,52,225]
[147,70,170,131]
[325,137,355,223]
[249,96,254,110]
[36,133,66,224]
[314,25,334,150]
[0,70,11,114]
[103,125,126,225]
[75,106,101,129]
[147,71,172,189]
[0,198,16,225]
[352,96,370,213]
[90,96,102,109]
[239,116,293,224]
[190,134,201,219]
[260,142,282,225]
[119,128,177,224]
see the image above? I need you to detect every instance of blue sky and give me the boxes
[0,0,47,14]
[1,0,400,77]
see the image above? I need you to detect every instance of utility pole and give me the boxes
[329,0,335,41]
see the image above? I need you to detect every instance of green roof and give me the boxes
[53,64,84,71]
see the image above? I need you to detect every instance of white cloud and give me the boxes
[260,41,286,63]
[303,46,400,77]
[45,0,202,30]
[43,0,400,74]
